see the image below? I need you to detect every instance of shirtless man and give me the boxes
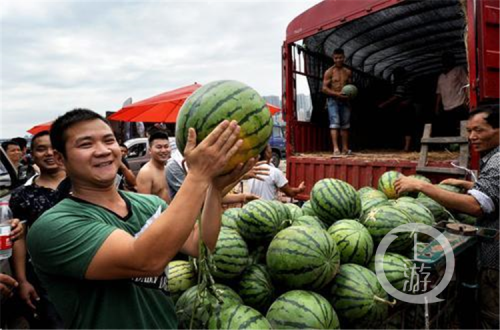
[136,131,171,202]
[322,48,353,156]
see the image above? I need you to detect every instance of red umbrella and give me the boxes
[108,82,281,123]
[267,103,281,115]
[108,83,202,123]
[27,121,53,135]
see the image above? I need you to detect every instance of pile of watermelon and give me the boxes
[169,81,473,328]
[165,171,476,329]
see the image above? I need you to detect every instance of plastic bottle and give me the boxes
[0,201,13,260]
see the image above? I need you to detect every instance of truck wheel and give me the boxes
[271,151,280,168]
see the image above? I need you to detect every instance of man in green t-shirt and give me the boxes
[27,109,253,329]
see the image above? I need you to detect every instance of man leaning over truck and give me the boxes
[395,104,499,329]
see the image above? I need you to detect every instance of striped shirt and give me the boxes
[468,146,500,269]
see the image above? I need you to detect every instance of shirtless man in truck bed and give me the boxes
[322,48,352,156]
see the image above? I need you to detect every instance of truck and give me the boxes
[282,0,499,200]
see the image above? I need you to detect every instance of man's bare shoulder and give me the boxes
[137,162,154,179]
[322,67,330,79]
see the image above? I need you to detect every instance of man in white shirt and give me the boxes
[435,51,469,137]
[247,144,305,201]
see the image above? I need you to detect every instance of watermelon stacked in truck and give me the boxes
[170,81,471,329]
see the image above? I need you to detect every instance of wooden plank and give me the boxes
[420,137,468,144]
[459,120,469,168]
[418,124,432,168]
[416,166,467,175]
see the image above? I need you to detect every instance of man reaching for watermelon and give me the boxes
[395,104,499,329]
[322,48,353,157]
[26,109,255,329]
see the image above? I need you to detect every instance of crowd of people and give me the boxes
[322,49,470,155]
[0,108,305,329]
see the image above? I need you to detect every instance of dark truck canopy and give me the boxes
[287,0,468,81]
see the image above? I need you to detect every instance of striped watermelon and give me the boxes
[397,196,415,202]
[310,179,361,226]
[212,227,249,279]
[437,183,463,194]
[237,264,275,313]
[175,80,273,173]
[285,203,303,220]
[359,187,388,200]
[270,200,289,221]
[165,260,196,303]
[360,195,390,220]
[454,212,477,225]
[415,196,448,222]
[393,200,435,227]
[221,208,241,231]
[360,205,414,253]
[292,215,326,230]
[330,264,391,327]
[248,244,268,265]
[409,174,431,184]
[208,304,272,330]
[266,290,340,329]
[378,171,404,199]
[238,200,285,241]
[301,200,316,216]
[327,220,374,265]
[176,284,242,329]
[266,226,340,290]
[368,252,416,293]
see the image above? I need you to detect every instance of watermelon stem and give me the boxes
[373,295,397,307]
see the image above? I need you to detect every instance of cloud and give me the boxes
[1,0,320,138]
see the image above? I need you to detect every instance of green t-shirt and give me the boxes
[27,191,178,329]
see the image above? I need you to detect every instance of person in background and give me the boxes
[136,131,171,203]
[117,143,136,191]
[0,215,27,329]
[2,141,23,171]
[1,140,36,187]
[166,148,264,203]
[26,109,253,329]
[9,130,66,329]
[395,104,499,329]
[322,48,353,156]
[435,51,469,137]
[378,67,416,152]
[247,144,305,201]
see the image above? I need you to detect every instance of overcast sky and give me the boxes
[1,0,321,138]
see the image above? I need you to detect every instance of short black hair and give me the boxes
[1,141,20,152]
[333,48,345,56]
[11,137,27,150]
[148,131,169,145]
[31,131,50,150]
[50,108,110,157]
[469,104,499,129]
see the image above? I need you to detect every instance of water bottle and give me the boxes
[0,201,13,260]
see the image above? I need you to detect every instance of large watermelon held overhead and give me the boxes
[175,80,273,173]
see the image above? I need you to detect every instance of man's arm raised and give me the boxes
[85,120,242,280]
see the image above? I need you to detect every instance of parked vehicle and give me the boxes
[124,137,177,174]
[282,0,499,199]
[269,125,286,167]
